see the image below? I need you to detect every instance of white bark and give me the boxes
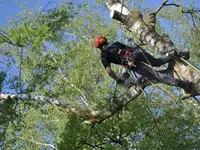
[0,93,97,118]
[107,2,130,16]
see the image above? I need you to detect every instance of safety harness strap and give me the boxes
[118,47,138,67]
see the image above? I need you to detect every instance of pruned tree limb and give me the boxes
[86,85,144,124]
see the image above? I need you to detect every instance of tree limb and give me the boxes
[0,93,96,118]
[155,0,169,15]
[0,81,145,125]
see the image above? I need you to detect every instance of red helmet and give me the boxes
[94,36,107,48]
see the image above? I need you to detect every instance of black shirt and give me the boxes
[100,42,130,68]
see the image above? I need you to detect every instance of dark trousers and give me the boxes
[130,48,182,87]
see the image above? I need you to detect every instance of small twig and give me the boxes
[83,141,104,149]
[50,55,89,108]
[0,29,10,37]
[190,13,199,31]
[181,9,200,31]
[0,32,11,43]
[182,8,200,13]
[34,1,58,24]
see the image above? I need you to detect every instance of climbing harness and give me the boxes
[118,48,133,65]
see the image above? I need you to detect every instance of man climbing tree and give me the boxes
[106,0,200,97]
[95,36,193,93]
[106,0,190,56]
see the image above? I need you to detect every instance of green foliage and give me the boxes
[0,101,25,149]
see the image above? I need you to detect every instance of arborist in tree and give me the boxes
[94,36,193,93]
[106,0,190,59]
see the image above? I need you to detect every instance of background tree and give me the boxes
[0,0,200,149]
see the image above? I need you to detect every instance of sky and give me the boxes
[0,0,199,26]
[0,0,86,26]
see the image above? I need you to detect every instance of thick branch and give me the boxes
[0,93,97,118]
[0,81,145,125]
